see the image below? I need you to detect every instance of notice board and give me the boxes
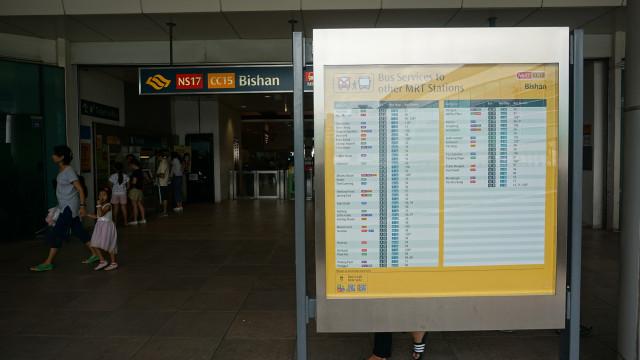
[314,28,569,332]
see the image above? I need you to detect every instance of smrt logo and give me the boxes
[516,71,547,80]
[146,74,171,90]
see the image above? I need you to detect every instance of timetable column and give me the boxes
[487,104,497,188]
[443,99,549,267]
[388,107,400,267]
[395,101,440,267]
[378,105,388,267]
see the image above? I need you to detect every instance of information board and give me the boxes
[324,64,558,298]
[314,28,568,332]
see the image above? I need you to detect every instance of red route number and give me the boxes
[176,74,204,89]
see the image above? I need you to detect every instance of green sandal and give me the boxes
[82,255,99,264]
[30,264,53,272]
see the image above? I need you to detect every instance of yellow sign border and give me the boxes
[325,64,559,298]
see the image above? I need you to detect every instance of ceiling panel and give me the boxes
[221,0,299,12]
[224,11,303,39]
[146,13,238,41]
[543,0,623,7]
[0,0,64,16]
[0,16,110,41]
[579,6,625,33]
[0,18,44,38]
[381,0,462,9]
[0,16,66,39]
[302,0,381,10]
[376,9,458,28]
[62,0,142,15]
[303,10,380,34]
[462,0,541,8]
[0,4,629,44]
[141,0,221,13]
[71,14,169,41]
[447,8,537,27]
[517,7,615,28]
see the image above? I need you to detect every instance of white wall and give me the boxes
[78,68,126,211]
[0,33,56,64]
[582,60,608,228]
[78,69,125,128]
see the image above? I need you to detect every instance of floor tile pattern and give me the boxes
[0,201,618,359]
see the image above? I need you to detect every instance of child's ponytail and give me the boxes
[115,162,124,185]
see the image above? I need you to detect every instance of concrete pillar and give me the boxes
[592,60,606,229]
[57,38,80,172]
[582,61,608,229]
[609,32,625,231]
[618,0,640,357]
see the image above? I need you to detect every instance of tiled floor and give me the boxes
[0,200,619,359]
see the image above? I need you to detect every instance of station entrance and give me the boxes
[79,65,314,215]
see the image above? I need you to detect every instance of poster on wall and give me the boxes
[96,149,109,181]
[324,64,559,298]
[80,143,91,173]
[173,146,192,173]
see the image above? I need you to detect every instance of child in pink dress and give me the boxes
[86,188,119,271]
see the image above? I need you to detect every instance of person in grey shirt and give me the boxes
[30,145,99,271]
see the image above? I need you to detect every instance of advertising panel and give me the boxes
[80,143,91,173]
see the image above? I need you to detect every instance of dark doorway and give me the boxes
[1,114,46,239]
[185,133,214,203]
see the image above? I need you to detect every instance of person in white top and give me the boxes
[170,151,184,211]
[108,162,130,226]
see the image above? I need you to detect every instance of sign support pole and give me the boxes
[293,31,308,360]
[560,29,583,360]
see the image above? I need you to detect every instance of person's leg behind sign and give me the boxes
[363,332,392,360]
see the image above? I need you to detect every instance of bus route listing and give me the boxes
[333,98,549,269]
[334,101,439,269]
[442,99,548,267]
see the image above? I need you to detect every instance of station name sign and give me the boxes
[139,66,313,95]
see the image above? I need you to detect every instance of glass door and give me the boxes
[185,133,215,203]
[1,114,46,239]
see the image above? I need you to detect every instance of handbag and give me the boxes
[45,206,62,226]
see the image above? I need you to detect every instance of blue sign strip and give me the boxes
[139,66,314,95]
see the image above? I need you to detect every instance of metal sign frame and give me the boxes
[313,28,569,332]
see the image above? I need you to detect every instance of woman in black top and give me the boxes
[127,158,146,225]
